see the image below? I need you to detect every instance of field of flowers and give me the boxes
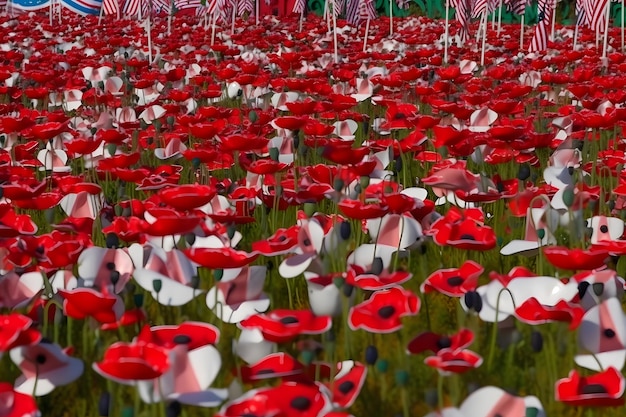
[1,8,626,417]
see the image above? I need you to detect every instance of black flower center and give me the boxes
[110,270,120,284]
[290,396,311,411]
[581,384,608,394]
[377,306,396,319]
[280,316,299,325]
[36,354,47,364]
[338,381,355,394]
[604,329,616,338]
[255,369,275,375]
[459,234,476,241]
[370,257,384,275]
[302,238,311,247]
[446,276,463,286]
[106,262,116,271]
[436,337,452,350]
[600,225,609,233]
[173,334,192,345]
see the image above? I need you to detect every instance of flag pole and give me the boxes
[231,0,236,34]
[480,11,487,66]
[497,0,503,35]
[519,12,526,51]
[363,17,370,51]
[299,7,304,31]
[444,0,449,64]
[603,0,611,58]
[622,0,624,52]
[211,11,217,45]
[98,1,104,24]
[147,16,153,63]
[550,0,555,41]
[332,0,339,63]
[255,0,258,24]
[389,0,393,35]
[168,0,174,36]
[622,0,624,51]
[573,15,579,49]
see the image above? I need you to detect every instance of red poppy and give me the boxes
[251,226,300,256]
[136,322,220,350]
[0,383,39,417]
[427,207,496,250]
[238,352,304,383]
[338,199,389,220]
[100,308,147,331]
[240,309,332,343]
[185,247,259,269]
[94,341,170,381]
[420,260,483,297]
[158,184,217,211]
[326,361,367,408]
[348,287,419,334]
[216,381,332,417]
[58,288,121,324]
[542,246,610,270]
[0,314,41,352]
[555,367,625,406]
[407,328,475,355]
[424,348,483,374]
[514,297,585,330]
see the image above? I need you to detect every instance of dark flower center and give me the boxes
[394,113,406,120]
[593,283,605,296]
[36,354,47,364]
[280,316,299,325]
[173,334,192,345]
[290,396,311,411]
[302,238,311,247]
[446,276,463,287]
[600,225,609,233]
[377,306,396,319]
[255,369,275,375]
[338,381,355,394]
[370,257,384,275]
[604,329,616,338]
[581,384,608,394]
[459,234,476,241]
[106,262,116,271]
[436,337,452,350]
[110,270,120,285]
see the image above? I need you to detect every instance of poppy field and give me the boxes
[3,8,626,417]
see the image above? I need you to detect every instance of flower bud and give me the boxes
[530,330,543,353]
[364,345,378,365]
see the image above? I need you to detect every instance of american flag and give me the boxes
[345,0,358,24]
[102,0,119,14]
[10,0,50,10]
[504,0,527,15]
[292,0,305,13]
[589,0,610,32]
[123,0,140,15]
[359,0,376,20]
[237,0,252,15]
[174,0,201,11]
[61,0,102,14]
[451,0,471,42]
[529,0,555,51]
[576,0,589,26]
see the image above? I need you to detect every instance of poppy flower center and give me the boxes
[604,329,616,338]
[106,262,115,271]
[394,113,406,120]
[302,238,311,247]
[370,257,384,275]
[290,396,311,411]
[436,337,452,350]
[173,334,192,344]
[377,306,396,319]
[581,384,608,394]
[592,283,604,296]
[279,316,299,325]
[110,270,120,284]
[446,276,463,286]
[459,234,476,241]
[600,225,609,233]
[338,381,355,394]
[36,354,47,364]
